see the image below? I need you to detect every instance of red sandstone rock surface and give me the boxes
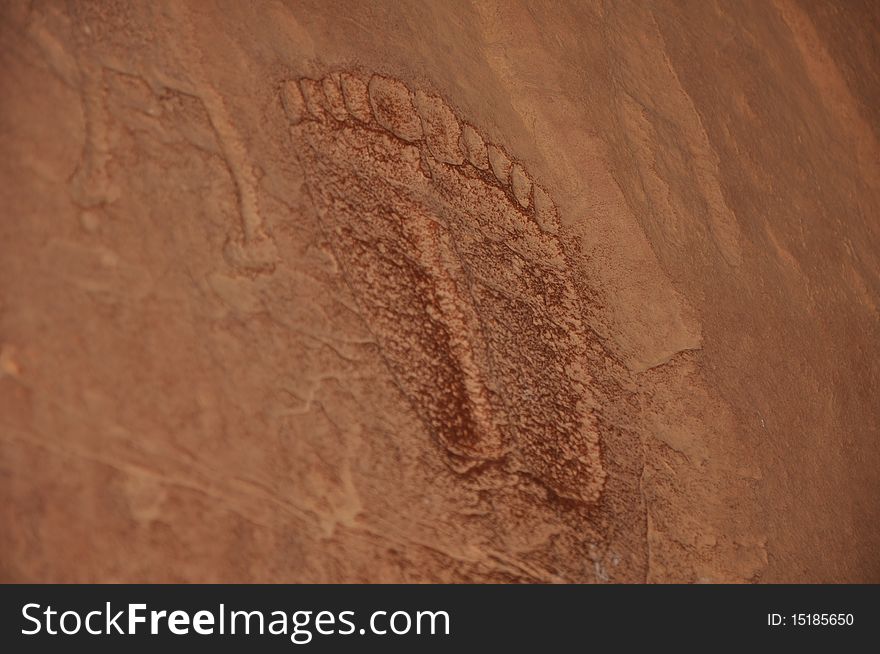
[1,0,878,582]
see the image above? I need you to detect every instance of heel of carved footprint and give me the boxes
[281,70,605,504]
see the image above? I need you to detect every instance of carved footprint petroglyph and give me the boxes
[282,71,607,505]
